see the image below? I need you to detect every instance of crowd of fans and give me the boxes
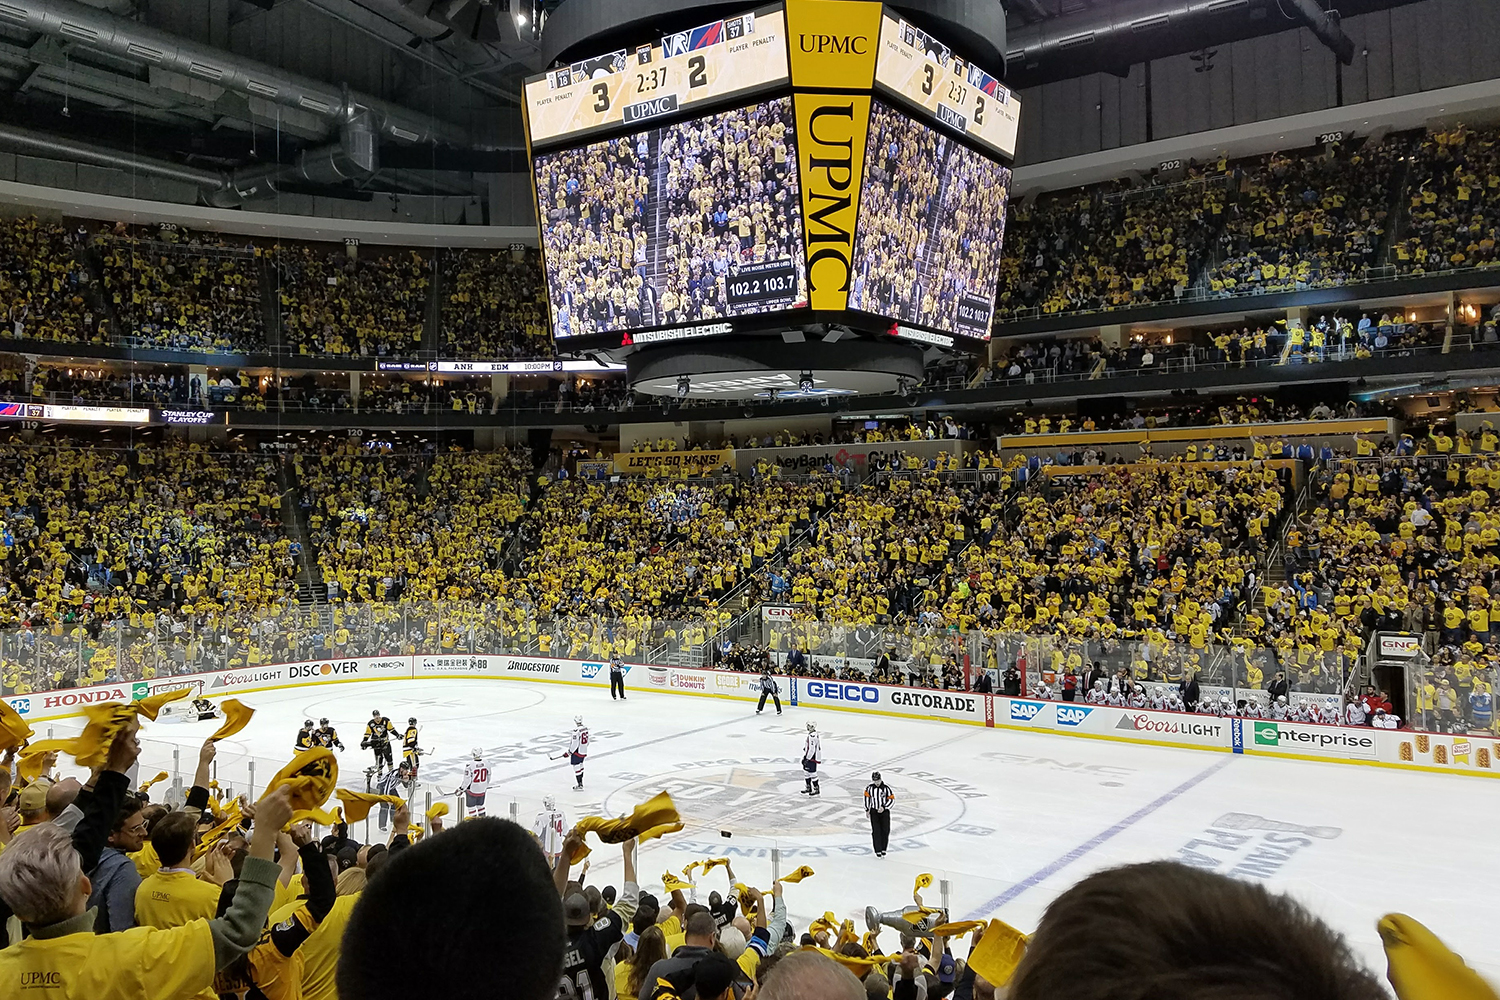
[274,245,431,357]
[850,102,1012,335]
[536,97,806,339]
[0,218,105,347]
[1394,125,1500,273]
[96,224,266,353]
[438,248,552,359]
[1209,136,1414,294]
[0,717,1444,1000]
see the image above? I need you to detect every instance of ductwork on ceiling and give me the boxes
[0,113,381,208]
[1002,0,1427,90]
[0,0,470,147]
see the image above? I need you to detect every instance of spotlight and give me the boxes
[677,374,691,398]
[799,371,815,393]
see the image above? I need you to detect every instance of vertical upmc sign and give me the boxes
[787,0,882,312]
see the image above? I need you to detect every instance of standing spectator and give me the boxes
[88,796,148,932]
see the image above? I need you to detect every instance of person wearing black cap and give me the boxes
[555,828,629,1000]
[864,772,895,857]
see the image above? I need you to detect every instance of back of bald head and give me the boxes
[45,779,80,820]
[759,950,864,1000]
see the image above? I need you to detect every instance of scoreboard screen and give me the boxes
[534,96,807,341]
[525,5,791,150]
[872,11,1020,161]
[848,99,1012,340]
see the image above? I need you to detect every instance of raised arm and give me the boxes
[553,827,584,898]
[208,785,293,969]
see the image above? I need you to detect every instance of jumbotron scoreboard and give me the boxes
[523,0,1019,362]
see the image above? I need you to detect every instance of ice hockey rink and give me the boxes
[43,677,1500,979]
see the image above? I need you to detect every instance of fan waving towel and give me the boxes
[567,791,682,863]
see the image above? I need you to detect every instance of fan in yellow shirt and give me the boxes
[0,756,295,1000]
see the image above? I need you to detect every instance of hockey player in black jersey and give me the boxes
[315,718,344,750]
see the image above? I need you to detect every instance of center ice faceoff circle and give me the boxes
[601,756,978,850]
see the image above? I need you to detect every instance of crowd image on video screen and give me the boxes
[849,99,1012,339]
[534,96,807,339]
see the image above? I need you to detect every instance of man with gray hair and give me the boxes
[0,718,296,999]
[759,950,865,1000]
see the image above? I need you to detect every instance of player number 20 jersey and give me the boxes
[461,760,490,796]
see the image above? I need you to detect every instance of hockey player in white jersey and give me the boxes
[459,747,490,818]
[534,795,566,864]
[1270,695,1290,720]
[800,721,822,796]
[568,715,589,790]
[1319,699,1341,725]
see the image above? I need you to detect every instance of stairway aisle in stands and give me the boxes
[643,127,670,328]
[277,455,327,607]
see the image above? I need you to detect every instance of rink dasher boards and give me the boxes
[5,654,1498,780]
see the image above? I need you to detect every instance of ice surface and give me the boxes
[50,677,1498,979]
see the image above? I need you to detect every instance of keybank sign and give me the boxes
[804,680,879,704]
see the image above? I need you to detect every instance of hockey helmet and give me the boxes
[319,718,329,726]
[471,747,483,759]
[574,714,584,727]
[806,721,817,732]
[408,717,417,724]
[303,719,313,728]
[372,709,382,717]
[544,795,556,810]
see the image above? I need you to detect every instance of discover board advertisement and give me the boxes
[6,659,1500,779]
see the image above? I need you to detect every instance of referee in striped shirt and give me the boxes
[864,772,895,857]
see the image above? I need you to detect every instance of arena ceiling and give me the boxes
[0,0,1440,207]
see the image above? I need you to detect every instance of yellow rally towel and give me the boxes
[1380,913,1500,1000]
[17,738,76,783]
[268,748,339,812]
[779,865,815,884]
[967,919,1029,988]
[290,806,341,827]
[808,911,839,937]
[835,919,858,949]
[194,803,244,859]
[904,906,944,924]
[914,873,934,893]
[568,791,682,863]
[805,946,898,976]
[0,699,33,752]
[426,802,450,821]
[335,788,407,823]
[133,686,191,721]
[71,703,141,768]
[661,872,695,893]
[139,771,170,794]
[861,931,879,953]
[681,861,703,878]
[210,700,254,741]
[700,857,730,875]
[930,920,987,937]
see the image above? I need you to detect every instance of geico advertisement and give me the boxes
[795,678,983,721]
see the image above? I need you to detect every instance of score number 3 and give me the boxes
[592,53,706,116]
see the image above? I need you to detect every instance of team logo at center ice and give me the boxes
[602,758,978,851]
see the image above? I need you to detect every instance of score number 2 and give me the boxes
[597,54,706,115]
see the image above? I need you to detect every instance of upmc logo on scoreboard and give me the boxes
[786,0,882,312]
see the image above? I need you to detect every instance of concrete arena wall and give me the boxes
[3,655,1493,780]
